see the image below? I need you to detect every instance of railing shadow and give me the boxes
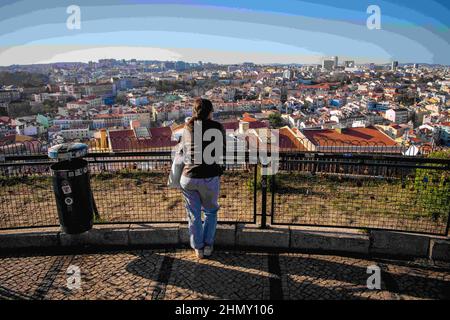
[125,250,449,300]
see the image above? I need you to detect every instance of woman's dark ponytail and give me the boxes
[187,98,214,129]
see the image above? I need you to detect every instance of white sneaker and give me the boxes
[194,249,204,259]
[203,246,213,257]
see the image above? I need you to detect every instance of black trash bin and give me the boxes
[49,144,94,234]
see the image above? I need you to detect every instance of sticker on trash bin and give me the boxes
[83,167,88,173]
[68,172,74,177]
[74,169,82,176]
[65,197,74,206]
[61,185,72,194]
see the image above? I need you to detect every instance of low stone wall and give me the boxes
[0,224,449,262]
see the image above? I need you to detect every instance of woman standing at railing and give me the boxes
[179,98,226,259]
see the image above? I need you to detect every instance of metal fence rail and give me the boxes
[1,150,449,236]
[1,136,448,157]
[266,154,450,236]
[0,162,58,229]
[87,156,256,225]
[0,152,257,230]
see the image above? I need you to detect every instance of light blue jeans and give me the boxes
[180,175,220,250]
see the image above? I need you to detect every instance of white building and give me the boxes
[14,120,39,136]
[385,108,409,124]
[58,127,91,140]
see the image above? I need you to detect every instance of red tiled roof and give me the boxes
[278,133,297,149]
[242,116,258,123]
[109,129,134,140]
[279,127,307,151]
[222,121,239,131]
[0,116,11,123]
[298,83,339,90]
[149,126,172,138]
[0,134,15,145]
[249,121,269,129]
[108,128,177,151]
[302,126,397,147]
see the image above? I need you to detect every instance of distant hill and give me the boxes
[0,72,49,87]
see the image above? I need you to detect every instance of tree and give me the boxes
[30,103,44,114]
[42,100,59,114]
[7,102,32,118]
[0,72,48,87]
[268,112,284,128]
[115,94,128,105]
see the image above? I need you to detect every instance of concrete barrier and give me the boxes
[236,224,290,248]
[179,224,236,247]
[290,226,370,254]
[0,227,59,249]
[128,224,178,246]
[60,224,130,247]
[370,230,431,258]
[0,224,448,261]
[430,239,450,262]
[59,230,90,246]
[87,224,129,246]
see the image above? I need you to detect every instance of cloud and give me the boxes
[0,1,447,65]
[0,45,183,65]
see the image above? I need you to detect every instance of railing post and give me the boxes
[253,164,258,224]
[260,164,268,229]
[270,173,275,226]
[445,211,450,236]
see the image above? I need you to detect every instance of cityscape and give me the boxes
[1,57,449,155]
[0,0,449,308]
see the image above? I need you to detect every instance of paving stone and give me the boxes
[162,250,270,300]
[0,249,448,300]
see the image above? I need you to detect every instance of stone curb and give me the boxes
[0,224,448,261]
[429,238,450,261]
[0,227,60,249]
[237,224,290,248]
[290,226,370,255]
[369,230,432,258]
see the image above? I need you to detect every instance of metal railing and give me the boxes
[0,151,257,229]
[263,153,450,236]
[0,136,447,157]
[1,149,449,236]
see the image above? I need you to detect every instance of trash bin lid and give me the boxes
[48,143,88,160]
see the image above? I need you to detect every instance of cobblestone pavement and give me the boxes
[0,249,448,300]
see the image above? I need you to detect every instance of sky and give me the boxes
[0,0,448,66]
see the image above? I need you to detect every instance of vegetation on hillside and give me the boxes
[0,72,48,87]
